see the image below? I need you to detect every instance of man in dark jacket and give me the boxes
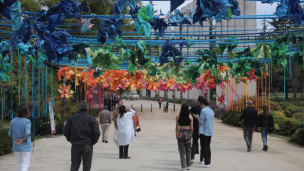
[238,100,258,152]
[189,96,203,163]
[64,101,100,171]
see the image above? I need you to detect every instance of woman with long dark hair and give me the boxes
[8,104,32,171]
[175,104,193,171]
[117,105,136,159]
[257,105,274,152]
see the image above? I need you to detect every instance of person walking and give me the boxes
[195,98,214,168]
[64,101,100,171]
[158,97,162,109]
[8,104,32,171]
[165,100,169,113]
[117,106,136,159]
[190,96,202,163]
[257,105,274,152]
[112,95,117,109]
[238,100,258,152]
[176,104,193,171]
[132,108,140,136]
[112,99,123,148]
[99,106,111,143]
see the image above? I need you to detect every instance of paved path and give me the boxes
[1,100,304,171]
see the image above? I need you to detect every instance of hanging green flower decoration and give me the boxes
[0,55,14,82]
[91,45,124,70]
[252,42,272,59]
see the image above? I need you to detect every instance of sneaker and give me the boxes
[190,159,194,164]
[199,164,210,168]
[247,146,252,152]
[186,166,191,170]
[102,140,105,143]
[200,161,204,164]
[181,168,186,171]
[104,140,108,143]
[265,145,268,152]
[124,157,131,159]
[262,146,266,151]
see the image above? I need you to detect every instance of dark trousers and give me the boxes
[200,134,211,165]
[119,144,129,158]
[243,127,254,148]
[191,132,199,159]
[165,106,168,112]
[71,145,93,171]
[159,103,161,108]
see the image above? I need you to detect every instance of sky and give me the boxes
[143,1,279,29]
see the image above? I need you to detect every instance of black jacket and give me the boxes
[258,113,274,127]
[239,106,258,127]
[190,105,201,133]
[64,111,100,146]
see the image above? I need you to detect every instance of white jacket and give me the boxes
[117,109,136,146]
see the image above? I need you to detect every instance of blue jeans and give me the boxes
[261,127,269,147]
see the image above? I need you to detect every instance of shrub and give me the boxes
[222,111,242,127]
[277,119,302,136]
[88,109,99,117]
[0,121,12,156]
[214,107,226,117]
[290,127,304,145]
[291,112,303,121]
[209,104,219,110]
[285,105,302,117]
[179,98,187,104]
[270,102,281,111]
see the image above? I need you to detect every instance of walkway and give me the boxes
[1,100,304,171]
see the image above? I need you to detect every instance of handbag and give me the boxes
[136,127,141,132]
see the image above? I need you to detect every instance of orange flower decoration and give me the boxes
[57,67,75,82]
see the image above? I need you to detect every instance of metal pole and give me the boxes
[151,104,152,112]
[141,104,142,112]
[174,103,175,112]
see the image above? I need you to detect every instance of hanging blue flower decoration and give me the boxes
[97,18,124,45]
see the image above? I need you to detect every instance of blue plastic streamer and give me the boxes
[18,48,20,105]
[2,83,4,119]
[41,68,44,117]
[283,42,286,101]
[10,50,14,119]
[32,62,35,153]
[289,41,292,79]
[45,66,48,117]
[64,64,66,114]
[302,43,304,125]
[38,68,40,118]
[32,62,35,118]
[51,65,53,105]
[25,55,28,104]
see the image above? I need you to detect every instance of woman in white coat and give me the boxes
[117,106,136,159]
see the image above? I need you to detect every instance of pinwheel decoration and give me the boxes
[58,85,74,99]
